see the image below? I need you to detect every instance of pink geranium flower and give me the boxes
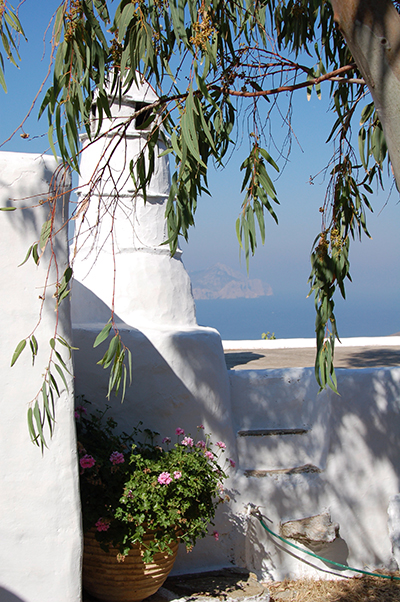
[162,437,171,444]
[109,451,125,465]
[174,471,182,479]
[216,441,226,449]
[80,454,95,469]
[205,451,214,460]
[196,440,206,449]
[176,427,185,436]
[181,436,194,447]
[228,458,236,468]
[74,406,87,419]
[95,518,110,532]
[158,472,172,485]
[213,531,219,541]
[197,424,205,430]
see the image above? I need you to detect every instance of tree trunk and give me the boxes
[330,0,400,188]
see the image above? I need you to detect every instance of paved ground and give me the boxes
[83,568,271,602]
[225,345,400,370]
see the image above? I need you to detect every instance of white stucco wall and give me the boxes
[0,152,82,602]
[72,79,196,329]
[2,147,400,591]
[223,364,400,581]
[72,320,237,573]
[71,79,237,573]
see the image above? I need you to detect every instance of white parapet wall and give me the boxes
[0,152,82,602]
[222,360,400,581]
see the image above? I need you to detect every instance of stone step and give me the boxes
[236,427,326,472]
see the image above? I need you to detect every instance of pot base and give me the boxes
[83,531,179,602]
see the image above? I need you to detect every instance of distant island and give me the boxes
[190,263,273,300]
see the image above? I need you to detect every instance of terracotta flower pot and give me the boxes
[83,530,179,602]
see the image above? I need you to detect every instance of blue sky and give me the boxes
[1,1,399,335]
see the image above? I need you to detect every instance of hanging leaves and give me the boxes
[0,2,26,92]
[5,0,396,449]
[237,142,279,269]
[94,326,132,402]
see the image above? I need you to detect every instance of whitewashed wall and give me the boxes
[223,364,400,581]
[71,80,237,574]
[0,152,82,602]
[2,128,400,599]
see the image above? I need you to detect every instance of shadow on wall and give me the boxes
[71,281,233,452]
[0,587,28,602]
[265,369,399,568]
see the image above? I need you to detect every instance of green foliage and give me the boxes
[261,331,276,340]
[20,335,73,450]
[9,196,75,448]
[0,1,25,92]
[75,402,230,561]
[5,0,398,438]
[33,0,392,394]
[93,321,132,401]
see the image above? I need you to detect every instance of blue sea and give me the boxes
[194,294,399,340]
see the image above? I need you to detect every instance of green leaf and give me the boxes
[0,206,16,211]
[360,102,374,126]
[358,127,367,170]
[53,5,64,45]
[55,350,71,374]
[0,59,6,93]
[93,321,112,347]
[33,400,47,449]
[98,334,119,368]
[48,124,58,161]
[49,372,60,399]
[29,335,38,366]
[117,3,135,42]
[259,148,279,172]
[11,339,26,367]
[27,407,39,446]
[18,244,33,266]
[54,363,69,393]
[39,220,52,252]
[32,244,40,265]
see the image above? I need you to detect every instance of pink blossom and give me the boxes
[74,406,87,419]
[158,472,172,485]
[176,427,185,436]
[196,440,206,449]
[80,454,95,469]
[228,458,236,468]
[216,441,226,449]
[95,518,110,532]
[213,531,219,541]
[162,437,171,444]
[197,424,205,430]
[174,471,182,479]
[181,436,194,447]
[109,451,125,465]
[205,451,214,460]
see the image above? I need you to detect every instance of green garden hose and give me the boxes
[250,506,400,582]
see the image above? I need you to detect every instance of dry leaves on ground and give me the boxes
[267,574,400,602]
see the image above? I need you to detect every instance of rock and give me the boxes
[280,511,339,546]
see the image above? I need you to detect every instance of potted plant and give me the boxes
[75,402,233,602]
